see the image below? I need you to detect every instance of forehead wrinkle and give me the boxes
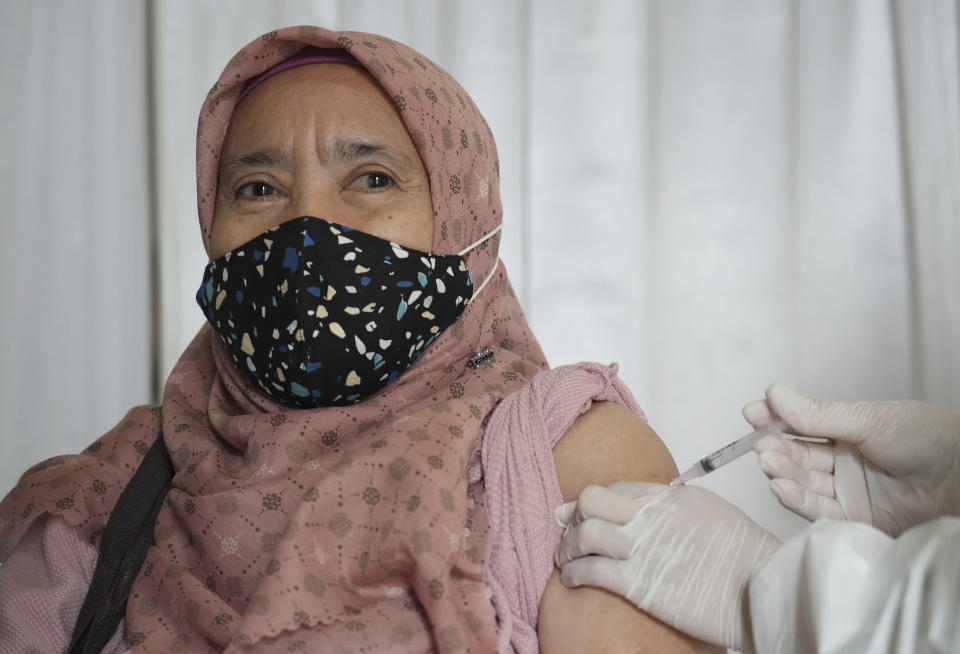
[328,136,415,169]
[218,147,294,183]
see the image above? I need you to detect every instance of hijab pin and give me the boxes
[468,347,495,369]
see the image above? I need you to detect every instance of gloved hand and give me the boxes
[555,482,780,653]
[746,383,960,536]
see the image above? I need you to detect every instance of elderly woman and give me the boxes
[0,26,716,653]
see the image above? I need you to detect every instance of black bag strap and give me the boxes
[68,435,174,654]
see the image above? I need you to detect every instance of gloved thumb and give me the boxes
[555,482,666,528]
[764,383,872,445]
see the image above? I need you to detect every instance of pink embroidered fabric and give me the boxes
[0,362,643,654]
[482,362,645,653]
[0,25,553,653]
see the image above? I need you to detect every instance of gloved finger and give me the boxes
[555,518,633,567]
[758,451,836,498]
[559,555,634,599]
[755,434,834,473]
[769,478,843,522]
[559,482,668,530]
[754,443,817,478]
[576,483,666,526]
[764,383,871,445]
[605,480,668,500]
[756,449,801,480]
[753,433,791,455]
[555,500,577,528]
[743,398,774,428]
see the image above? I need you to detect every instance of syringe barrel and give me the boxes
[699,419,788,472]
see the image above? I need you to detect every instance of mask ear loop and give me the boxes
[458,224,502,304]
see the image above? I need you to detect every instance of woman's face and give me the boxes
[210,64,434,259]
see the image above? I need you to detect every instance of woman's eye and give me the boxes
[361,172,394,190]
[237,181,277,199]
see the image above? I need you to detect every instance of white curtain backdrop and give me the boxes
[0,1,153,498]
[3,0,959,555]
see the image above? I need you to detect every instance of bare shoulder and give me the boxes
[551,401,678,499]
[538,401,722,654]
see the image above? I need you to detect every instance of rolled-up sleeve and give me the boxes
[0,514,127,654]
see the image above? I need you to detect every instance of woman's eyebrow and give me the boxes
[331,138,414,168]
[218,140,415,182]
[218,148,293,182]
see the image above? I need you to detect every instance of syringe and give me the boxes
[670,418,789,486]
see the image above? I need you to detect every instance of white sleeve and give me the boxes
[747,517,960,654]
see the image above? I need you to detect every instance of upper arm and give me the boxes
[538,402,722,654]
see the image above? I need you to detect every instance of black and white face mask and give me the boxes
[197,216,499,407]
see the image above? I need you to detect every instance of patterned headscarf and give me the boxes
[0,25,547,652]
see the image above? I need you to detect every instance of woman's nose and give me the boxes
[288,183,341,222]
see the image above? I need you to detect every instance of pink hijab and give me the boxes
[0,25,548,652]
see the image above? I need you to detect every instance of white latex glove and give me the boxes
[745,383,960,536]
[555,482,780,653]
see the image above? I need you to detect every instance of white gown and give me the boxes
[748,517,960,653]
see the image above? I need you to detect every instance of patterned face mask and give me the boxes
[197,216,498,407]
